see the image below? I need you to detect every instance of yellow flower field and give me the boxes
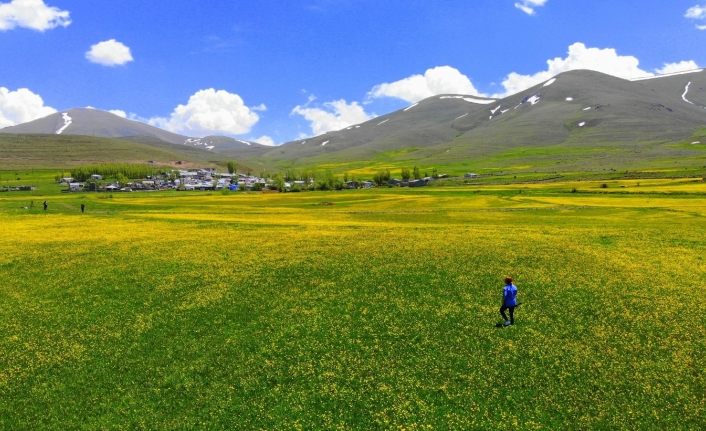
[0,184,704,428]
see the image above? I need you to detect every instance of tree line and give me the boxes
[63,164,161,182]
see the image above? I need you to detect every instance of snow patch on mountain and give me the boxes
[566,97,574,101]
[403,103,419,112]
[56,113,72,135]
[377,119,390,126]
[490,105,502,114]
[464,97,495,104]
[439,95,495,104]
[454,113,469,120]
[578,121,586,127]
[321,140,329,147]
[682,82,694,105]
[631,69,704,81]
[543,78,557,87]
[526,95,541,105]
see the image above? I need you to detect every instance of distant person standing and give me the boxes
[43,200,48,211]
[500,277,518,326]
[80,203,85,213]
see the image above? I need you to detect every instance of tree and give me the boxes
[413,166,421,180]
[401,168,411,181]
[271,174,285,192]
[372,169,391,186]
[227,160,237,174]
[116,173,129,186]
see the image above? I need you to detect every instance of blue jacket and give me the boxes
[503,284,518,307]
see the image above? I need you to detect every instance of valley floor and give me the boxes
[1,182,705,428]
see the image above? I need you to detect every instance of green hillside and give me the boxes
[0,134,227,169]
[244,70,706,175]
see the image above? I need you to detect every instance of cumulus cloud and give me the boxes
[495,42,651,96]
[493,43,701,97]
[0,0,70,31]
[655,60,701,75]
[149,88,261,136]
[514,0,548,16]
[368,66,485,103]
[252,135,276,146]
[292,99,373,136]
[86,39,134,66]
[0,86,56,128]
[685,4,706,29]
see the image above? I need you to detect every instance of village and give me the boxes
[59,169,265,192]
[58,168,457,193]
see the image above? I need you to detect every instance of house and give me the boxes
[105,184,119,192]
[60,177,74,184]
[408,179,429,187]
[68,182,83,192]
[464,173,479,179]
[90,174,103,180]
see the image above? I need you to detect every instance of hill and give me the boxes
[0,108,273,162]
[0,108,190,146]
[255,69,706,174]
[2,70,705,175]
[0,134,227,169]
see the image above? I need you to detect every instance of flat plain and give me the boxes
[1,179,705,429]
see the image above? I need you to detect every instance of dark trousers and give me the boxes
[500,306,515,324]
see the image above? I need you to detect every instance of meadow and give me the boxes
[1,179,705,429]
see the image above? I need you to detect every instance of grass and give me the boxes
[0,134,226,169]
[1,181,705,428]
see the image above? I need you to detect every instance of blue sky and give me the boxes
[1,0,705,144]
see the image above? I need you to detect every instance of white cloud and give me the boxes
[0,0,70,31]
[495,42,655,97]
[86,39,134,66]
[0,86,56,128]
[292,99,373,136]
[108,109,127,118]
[685,4,706,29]
[655,60,701,75]
[685,4,706,19]
[493,43,701,97]
[368,66,485,103]
[252,135,276,146]
[514,0,548,16]
[149,88,261,137]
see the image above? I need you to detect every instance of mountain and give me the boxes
[256,69,706,172]
[184,136,272,157]
[0,108,273,158]
[0,133,231,169]
[3,69,705,173]
[0,108,189,145]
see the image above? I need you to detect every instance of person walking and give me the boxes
[500,276,518,326]
[43,200,48,211]
[80,203,85,213]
